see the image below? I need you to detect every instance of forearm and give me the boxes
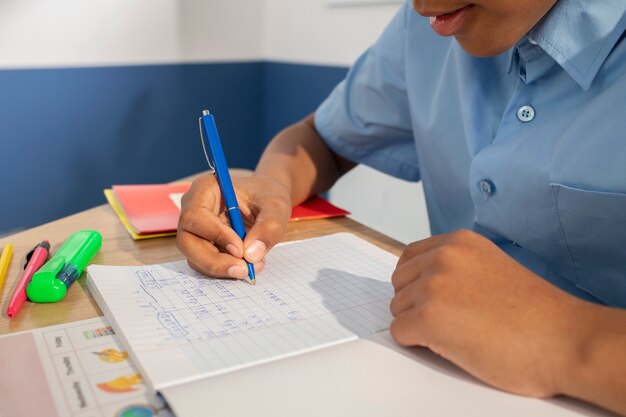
[561,303,626,416]
[255,113,355,205]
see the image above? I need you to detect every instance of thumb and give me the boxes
[243,200,290,263]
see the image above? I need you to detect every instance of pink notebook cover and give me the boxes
[112,184,190,234]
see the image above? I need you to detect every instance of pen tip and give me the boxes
[250,278,256,285]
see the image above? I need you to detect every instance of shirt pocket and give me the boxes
[551,183,626,307]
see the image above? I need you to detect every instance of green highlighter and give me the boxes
[27,230,102,303]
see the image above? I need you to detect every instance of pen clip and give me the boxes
[199,116,216,175]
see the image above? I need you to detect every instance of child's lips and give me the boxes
[428,5,474,37]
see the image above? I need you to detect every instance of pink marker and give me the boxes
[7,240,50,318]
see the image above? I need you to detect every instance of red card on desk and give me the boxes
[290,196,350,221]
[112,184,190,234]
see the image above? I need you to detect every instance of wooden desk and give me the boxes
[1,182,608,417]
[0,185,404,335]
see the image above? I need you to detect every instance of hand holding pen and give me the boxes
[199,110,257,284]
[176,112,292,282]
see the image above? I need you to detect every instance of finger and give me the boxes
[243,200,290,263]
[397,234,448,267]
[187,260,236,281]
[178,206,245,257]
[177,230,248,279]
[180,174,240,255]
[255,258,266,274]
[389,277,423,317]
[389,308,429,347]
[189,256,265,279]
[188,259,266,278]
[182,174,223,213]
[392,270,444,317]
[392,259,420,293]
[391,250,436,293]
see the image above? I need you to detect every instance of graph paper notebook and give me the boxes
[86,234,606,417]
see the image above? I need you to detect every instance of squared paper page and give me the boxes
[87,233,397,391]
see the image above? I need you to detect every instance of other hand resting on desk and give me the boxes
[390,229,626,415]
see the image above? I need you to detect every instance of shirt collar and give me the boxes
[527,0,626,91]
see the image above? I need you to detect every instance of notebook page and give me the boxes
[87,233,397,391]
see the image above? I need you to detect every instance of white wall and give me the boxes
[263,0,399,66]
[175,0,265,63]
[330,166,431,244]
[0,0,265,68]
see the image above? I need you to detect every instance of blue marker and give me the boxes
[199,110,256,284]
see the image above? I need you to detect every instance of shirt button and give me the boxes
[517,105,535,122]
[479,180,496,197]
[528,37,538,45]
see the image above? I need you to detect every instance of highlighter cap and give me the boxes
[27,230,102,303]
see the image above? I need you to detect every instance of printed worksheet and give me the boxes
[88,233,398,391]
[0,317,173,417]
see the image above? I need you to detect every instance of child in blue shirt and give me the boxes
[178,1,626,414]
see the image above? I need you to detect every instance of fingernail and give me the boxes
[228,265,248,279]
[226,244,239,257]
[255,258,266,273]
[246,240,266,262]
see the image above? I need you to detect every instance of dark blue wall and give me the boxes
[262,62,348,142]
[0,61,347,235]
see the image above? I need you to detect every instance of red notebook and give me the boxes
[112,184,190,234]
[110,184,350,236]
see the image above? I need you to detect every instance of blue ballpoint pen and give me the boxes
[199,110,256,284]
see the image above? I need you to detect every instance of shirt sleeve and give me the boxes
[314,2,419,182]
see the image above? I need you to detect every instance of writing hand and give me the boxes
[177,173,291,280]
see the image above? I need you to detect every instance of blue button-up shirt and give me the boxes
[315,0,626,307]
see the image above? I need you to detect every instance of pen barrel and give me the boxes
[201,114,240,209]
[200,112,255,281]
[227,207,247,240]
[227,209,255,280]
